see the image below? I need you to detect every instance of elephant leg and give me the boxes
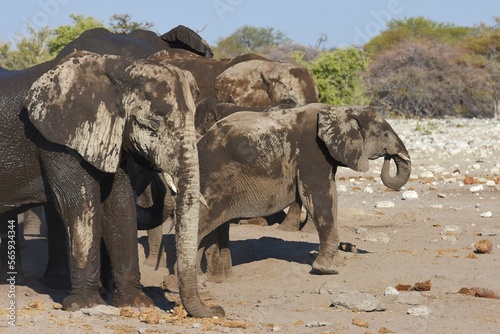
[217,222,233,279]
[0,213,23,282]
[203,228,225,283]
[204,222,232,283]
[278,202,302,231]
[43,204,70,288]
[299,177,339,275]
[144,225,166,270]
[101,168,153,309]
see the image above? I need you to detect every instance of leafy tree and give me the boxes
[0,25,52,70]
[302,47,369,105]
[364,40,492,118]
[47,14,104,55]
[214,25,290,58]
[109,13,154,33]
[365,17,473,56]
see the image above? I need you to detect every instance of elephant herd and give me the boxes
[0,26,411,318]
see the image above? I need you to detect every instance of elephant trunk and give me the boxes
[173,130,225,318]
[380,153,411,190]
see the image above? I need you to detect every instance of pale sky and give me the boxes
[1,0,499,48]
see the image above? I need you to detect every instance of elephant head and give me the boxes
[215,59,319,107]
[24,51,223,317]
[317,106,411,190]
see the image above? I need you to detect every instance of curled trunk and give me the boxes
[381,154,411,190]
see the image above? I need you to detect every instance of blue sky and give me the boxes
[1,0,499,49]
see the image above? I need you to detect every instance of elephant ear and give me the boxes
[25,51,132,173]
[317,107,369,172]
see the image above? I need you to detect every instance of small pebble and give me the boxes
[402,190,418,200]
[375,201,395,208]
[469,185,484,193]
[480,211,492,218]
[407,306,431,317]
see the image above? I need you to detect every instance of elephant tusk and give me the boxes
[397,152,411,162]
[199,194,208,208]
[162,172,178,194]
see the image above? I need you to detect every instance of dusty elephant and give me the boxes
[0,50,221,317]
[193,104,411,291]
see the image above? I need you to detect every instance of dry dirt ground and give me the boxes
[1,118,499,334]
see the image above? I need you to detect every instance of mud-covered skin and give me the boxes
[0,51,209,314]
[197,104,411,280]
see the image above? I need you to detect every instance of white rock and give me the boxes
[441,235,457,243]
[469,184,484,193]
[407,306,431,317]
[472,163,481,170]
[431,204,443,209]
[419,171,434,178]
[355,227,368,234]
[402,190,418,200]
[486,180,496,187]
[364,232,390,243]
[480,211,492,218]
[384,287,399,296]
[337,184,347,192]
[444,225,461,232]
[375,201,395,208]
[364,187,374,193]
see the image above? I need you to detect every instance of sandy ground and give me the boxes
[1,118,499,334]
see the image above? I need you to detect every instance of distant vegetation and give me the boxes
[1,14,499,118]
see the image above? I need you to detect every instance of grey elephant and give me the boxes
[189,104,411,302]
[0,50,222,317]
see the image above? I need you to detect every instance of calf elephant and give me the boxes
[0,50,221,317]
[191,104,411,297]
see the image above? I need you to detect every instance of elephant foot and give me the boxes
[310,254,339,275]
[62,292,105,311]
[143,252,166,270]
[112,290,154,309]
[206,270,226,283]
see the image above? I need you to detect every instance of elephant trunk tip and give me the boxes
[380,154,411,191]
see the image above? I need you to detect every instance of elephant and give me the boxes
[189,103,411,301]
[0,50,223,317]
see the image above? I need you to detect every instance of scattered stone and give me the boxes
[120,307,136,318]
[458,287,499,299]
[437,193,447,198]
[441,235,457,243]
[486,180,496,187]
[444,225,460,232]
[352,318,369,328]
[52,303,63,310]
[474,239,493,254]
[419,171,434,178]
[338,184,347,192]
[318,281,347,295]
[466,252,478,259]
[330,291,386,312]
[431,204,444,209]
[138,328,147,334]
[81,305,121,317]
[480,211,492,218]
[397,292,424,305]
[305,321,331,328]
[355,227,368,234]
[364,232,389,243]
[384,287,399,296]
[375,201,395,208]
[271,325,282,331]
[395,284,412,291]
[338,242,357,252]
[402,190,418,200]
[379,327,395,334]
[469,184,484,193]
[479,228,499,236]
[407,306,431,317]
[364,186,374,193]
